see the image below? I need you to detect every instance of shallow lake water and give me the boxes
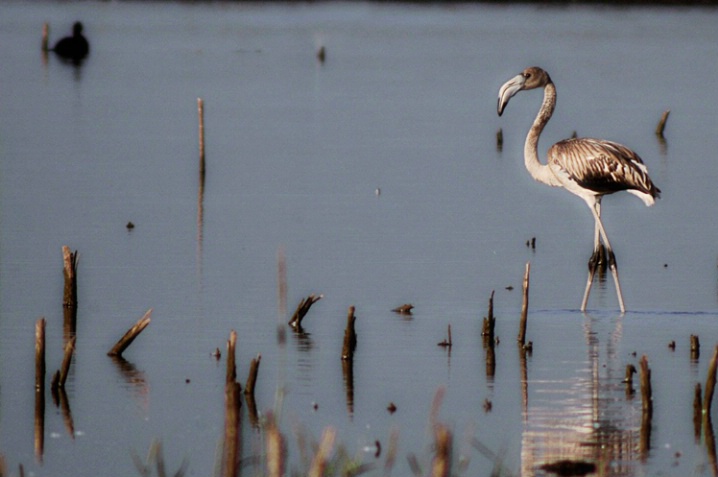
[2,1,718,476]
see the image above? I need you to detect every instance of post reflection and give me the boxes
[521,314,641,477]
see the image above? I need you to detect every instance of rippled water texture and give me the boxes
[2,2,718,476]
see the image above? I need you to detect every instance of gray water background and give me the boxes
[1,1,718,475]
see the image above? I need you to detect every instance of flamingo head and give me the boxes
[497,66,552,116]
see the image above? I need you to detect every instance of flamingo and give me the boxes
[497,66,660,313]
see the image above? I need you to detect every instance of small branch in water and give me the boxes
[692,334,701,361]
[639,355,653,460]
[35,318,46,390]
[655,109,670,137]
[517,262,530,346]
[198,98,205,178]
[496,128,503,152]
[341,306,357,360]
[55,335,76,390]
[289,294,323,330]
[107,309,152,358]
[244,353,261,398]
[481,290,495,344]
[226,330,237,386]
[62,246,79,308]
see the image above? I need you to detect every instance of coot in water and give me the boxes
[53,22,89,63]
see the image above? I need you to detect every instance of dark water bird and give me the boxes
[498,67,660,313]
[52,22,90,63]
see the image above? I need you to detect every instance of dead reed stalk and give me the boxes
[289,294,323,330]
[198,98,205,178]
[481,290,495,344]
[62,246,79,308]
[223,381,241,477]
[518,262,530,346]
[244,353,261,397]
[107,309,152,357]
[655,110,670,136]
[691,334,701,361]
[58,335,76,388]
[226,330,237,385]
[640,355,653,416]
[639,355,652,460]
[35,318,46,390]
[341,306,357,360]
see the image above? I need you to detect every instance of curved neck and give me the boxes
[524,82,560,187]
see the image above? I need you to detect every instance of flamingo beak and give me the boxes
[497,74,526,116]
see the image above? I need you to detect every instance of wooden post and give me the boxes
[639,356,653,457]
[226,330,237,385]
[692,334,701,361]
[482,290,495,344]
[244,354,261,397]
[518,262,530,346]
[107,309,152,357]
[35,318,46,462]
[655,110,670,136]
[198,98,205,178]
[223,382,241,477]
[62,246,78,308]
[341,306,357,360]
[35,318,46,390]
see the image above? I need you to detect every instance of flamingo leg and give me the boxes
[580,202,602,312]
[588,201,626,313]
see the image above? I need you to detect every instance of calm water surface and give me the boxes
[1,2,718,476]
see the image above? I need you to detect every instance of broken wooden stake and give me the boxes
[35,318,46,390]
[518,262,530,346]
[482,290,496,344]
[62,246,79,308]
[640,355,653,416]
[244,353,261,397]
[692,334,701,361]
[341,306,357,360]
[655,109,670,136]
[198,98,205,178]
[107,309,152,357]
[226,330,237,385]
[289,294,323,330]
[56,335,76,389]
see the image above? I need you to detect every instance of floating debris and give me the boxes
[392,304,413,315]
[387,402,397,414]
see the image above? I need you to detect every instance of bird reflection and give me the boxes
[520,313,642,476]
